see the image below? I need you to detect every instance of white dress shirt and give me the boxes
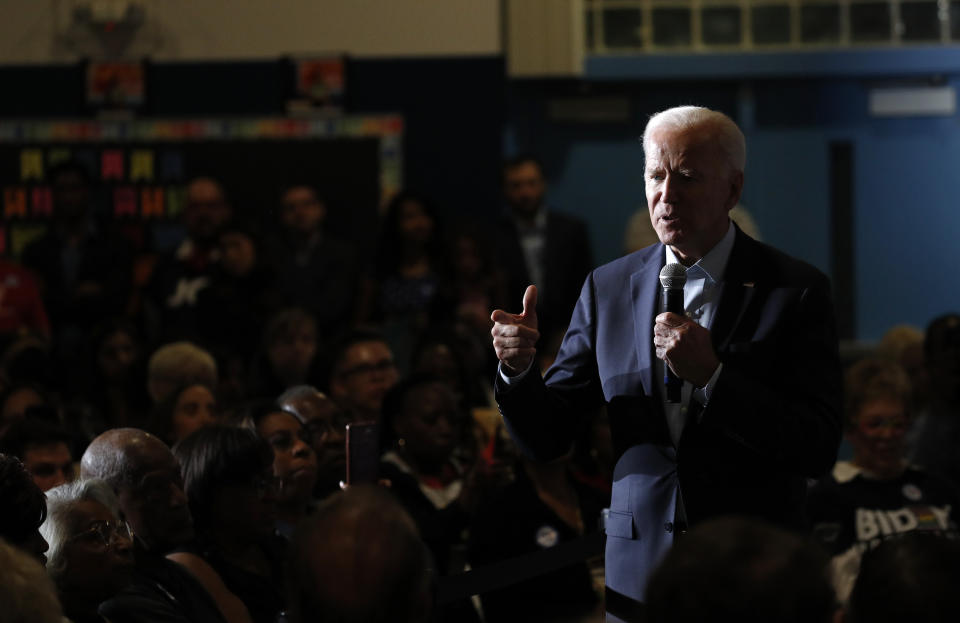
[661,221,736,444]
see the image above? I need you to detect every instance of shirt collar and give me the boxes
[832,459,911,483]
[664,220,736,283]
[510,205,547,233]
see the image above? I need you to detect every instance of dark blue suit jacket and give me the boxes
[495,226,842,613]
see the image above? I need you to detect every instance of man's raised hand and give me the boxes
[491,285,540,375]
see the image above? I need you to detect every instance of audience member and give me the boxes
[40,479,135,623]
[0,256,51,341]
[328,330,399,425]
[0,537,64,623]
[264,184,358,341]
[0,453,49,564]
[877,324,927,411]
[431,225,508,367]
[644,517,837,623]
[277,385,346,499]
[244,403,318,538]
[0,416,75,491]
[247,308,323,401]
[909,313,960,488]
[148,382,219,446]
[80,428,226,623]
[809,358,959,555]
[146,341,218,405]
[808,357,960,603]
[357,191,446,371]
[0,381,50,438]
[469,451,604,622]
[410,331,491,410]
[494,154,593,343]
[0,332,59,396]
[196,220,276,368]
[20,160,132,363]
[71,319,151,438]
[380,374,498,618]
[145,176,232,344]
[846,532,960,623]
[286,485,434,623]
[172,426,286,623]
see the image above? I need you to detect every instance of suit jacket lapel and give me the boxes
[631,245,665,399]
[711,227,758,353]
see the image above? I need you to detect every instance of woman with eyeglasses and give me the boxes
[170,425,287,623]
[40,479,135,623]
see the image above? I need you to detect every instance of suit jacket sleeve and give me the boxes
[495,271,605,462]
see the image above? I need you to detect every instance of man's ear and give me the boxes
[726,171,744,212]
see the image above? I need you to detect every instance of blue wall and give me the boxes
[506,51,960,341]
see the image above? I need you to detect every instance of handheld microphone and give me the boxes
[659,263,687,403]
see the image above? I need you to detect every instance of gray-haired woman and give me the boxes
[40,479,135,623]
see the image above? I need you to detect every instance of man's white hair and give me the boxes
[642,106,746,174]
[40,478,123,582]
[0,538,64,623]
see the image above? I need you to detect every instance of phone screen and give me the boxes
[345,421,380,485]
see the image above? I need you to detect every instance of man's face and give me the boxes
[645,126,742,264]
[115,442,193,554]
[184,179,231,244]
[281,186,325,235]
[332,341,399,420]
[23,442,74,492]
[504,162,546,218]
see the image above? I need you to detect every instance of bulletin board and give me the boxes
[0,115,403,257]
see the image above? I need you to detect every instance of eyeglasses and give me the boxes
[302,414,348,442]
[68,520,133,548]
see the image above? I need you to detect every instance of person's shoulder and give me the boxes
[903,466,960,500]
[735,232,829,288]
[591,244,660,282]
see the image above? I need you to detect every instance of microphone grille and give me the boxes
[659,263,687,288]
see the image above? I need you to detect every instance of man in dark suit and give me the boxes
[491,106,842,622]
[495,155,593,345]
[264,184,359,341]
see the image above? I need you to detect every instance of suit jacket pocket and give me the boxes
[605,510,636,540]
